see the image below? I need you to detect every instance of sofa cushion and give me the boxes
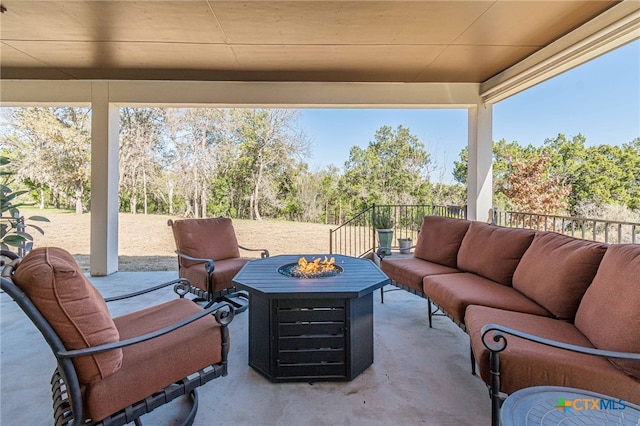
[84,298,224,421]
[466,305,640,405]
[457,222,535,286]
[380,257,460,294]
[171,217,240,267]
[413,216,471,268]
[575,244,640,380]
[12,247,122,384]
[181,257,249,293]
[512,232,607,321]
[423,273,552,326]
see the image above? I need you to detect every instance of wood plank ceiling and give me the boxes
[0,1,622,83]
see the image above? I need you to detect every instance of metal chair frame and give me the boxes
[1,254,233,426]
[167,218,269,313]
[481,323,640,426]
[375,248,477,375]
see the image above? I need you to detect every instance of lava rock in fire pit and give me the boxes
[278,256,344,278]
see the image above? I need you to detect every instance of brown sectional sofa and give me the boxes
[379,216,640,409]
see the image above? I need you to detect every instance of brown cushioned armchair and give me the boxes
[1,247,233,426]
[168,217,269,312]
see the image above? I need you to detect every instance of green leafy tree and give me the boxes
[454,133,639,214]
[343,125,431,207]
[120,107,166,214]
[1,156,49,253]
[232,109,310,220]
[164,108,229,218]
[542,133,588,211]
[454,139,539,209]
[2,107,91,214]
[573,144,632,209]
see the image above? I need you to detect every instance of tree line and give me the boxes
[1,107,638,223]
[454,134,640,221]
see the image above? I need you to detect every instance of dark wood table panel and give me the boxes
[233,254,389,382]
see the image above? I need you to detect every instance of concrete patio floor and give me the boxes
[1,271,491,425]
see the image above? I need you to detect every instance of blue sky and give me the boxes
[299,40,639,182]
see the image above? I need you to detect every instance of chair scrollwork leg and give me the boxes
[481,327,508,426]
[173,279,192,298]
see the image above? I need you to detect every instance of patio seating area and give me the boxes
[1,270,490,425]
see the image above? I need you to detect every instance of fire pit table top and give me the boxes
[233,254,389,299]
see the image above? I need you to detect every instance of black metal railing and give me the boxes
[493,209,639,244]
[330,204,640,257]
[329,204,467,257]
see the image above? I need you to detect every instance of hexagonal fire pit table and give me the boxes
[233,254,390,382]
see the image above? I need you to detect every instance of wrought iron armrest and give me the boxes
[375,248,388,259]
[480,323,640,426]
[376,247,417,260]
[1,250,20,268]
[176,250,216,272]
[58,303,234,358]
[481,323,640,360]
[1,250,20,260]
[238,245,269,258]
[103,277,193,302]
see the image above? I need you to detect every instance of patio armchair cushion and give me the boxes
[171,217,241,267]
[574,243,640,380]
[457,222,535,286]
[413,216,471,268]
[512,232,607,321]
[84,298,224,421]
[12,247,122,384]
[180,257,250,293]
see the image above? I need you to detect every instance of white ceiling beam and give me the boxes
[0,81,481,108]
[107,81,481,108]
[481,2,640,104]
[0,80,92,106]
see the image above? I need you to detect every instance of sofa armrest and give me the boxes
[481,323,640,360]
[480,323,640,426]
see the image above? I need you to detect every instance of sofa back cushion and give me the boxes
[574,244,640,380]
[12,247,123,384]
[513,232,607,321]
[457,222,535,286]
[413,216,471,268]
[171,217,241,267]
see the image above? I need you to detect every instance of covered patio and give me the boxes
[2,1,638,275]
[1,2,639,424]
[1,271,491,425]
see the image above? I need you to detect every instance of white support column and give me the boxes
[467,103,493,222]
[90,82,119,276]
